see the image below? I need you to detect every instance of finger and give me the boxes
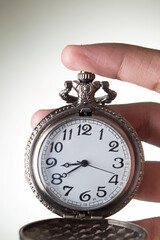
[110,102,160,148]
[61,43,160,92]
[31,102,160,147]
[132,217,160,240]
[31,109,53,129]
[135,161,160,202]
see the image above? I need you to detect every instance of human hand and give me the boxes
[31,43,160,240]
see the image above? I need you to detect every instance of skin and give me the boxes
[31,43,160,240]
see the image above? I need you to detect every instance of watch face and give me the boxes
[37,117,134,211]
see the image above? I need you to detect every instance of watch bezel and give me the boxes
[25,104,144,218]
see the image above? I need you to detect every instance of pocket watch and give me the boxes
[21,71,147,239]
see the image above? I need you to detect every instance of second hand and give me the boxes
[88,164,115,175]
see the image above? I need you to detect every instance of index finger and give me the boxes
[61,43,160,92]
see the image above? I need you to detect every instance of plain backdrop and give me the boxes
[0,0,160,239]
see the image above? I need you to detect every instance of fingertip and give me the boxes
[61,45,79,70]
[61,44,94,72]
[31,110,42,129]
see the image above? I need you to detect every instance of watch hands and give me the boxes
[62,165,82,178]
[61,160,88,177]
[61,160,115,175]
[61,160,88,168]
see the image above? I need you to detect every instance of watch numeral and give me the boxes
[46,158,57,169]
[51,173,63,185]
[77,124,92,136]
[108,175,119,185]
[96,186,107,197]
[99,128,104,140]
[63,129,73,141]
[113,158,124,169]
[79,190,91,202]
[109,141,119,152]
[63,186,74,196]
[50,142,63,153]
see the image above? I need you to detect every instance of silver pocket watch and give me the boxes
[20,71,147,240]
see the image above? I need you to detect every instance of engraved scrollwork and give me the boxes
[59,72,117,106]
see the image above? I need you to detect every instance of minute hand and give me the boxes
[62,165,82,177]
[88,164,115,175]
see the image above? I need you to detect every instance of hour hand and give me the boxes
[61,162,81,168]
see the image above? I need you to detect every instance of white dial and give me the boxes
[38,117,132,211]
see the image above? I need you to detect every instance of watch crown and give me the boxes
[78,71,95,83]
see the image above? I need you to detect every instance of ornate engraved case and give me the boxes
[20,71,147,240]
